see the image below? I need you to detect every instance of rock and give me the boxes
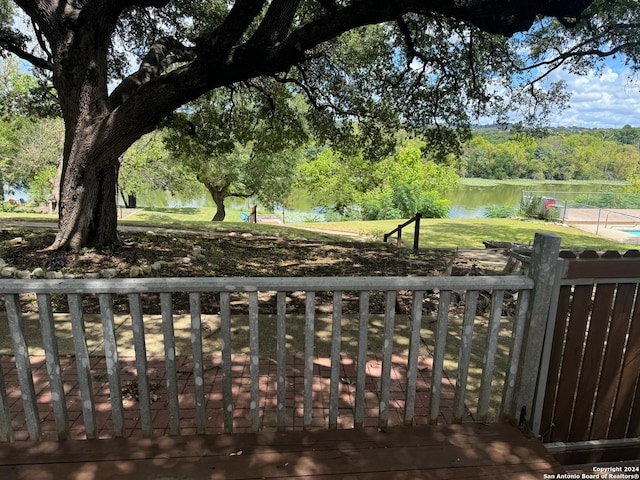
[142,265,153,275]
[1,267,17,277]
[192,246,203,256]
[85,272,101,279]
[130,266,143,277]
[47,271,65,279]
[0,259,6,268]
[7,237,23,246]
[31,268,46,279]
[182,257,192,264]
[146,230,156,236]
[241,232,253,238]
[16,270,31,279]
[151,261,165,271]
[101,268,117,278]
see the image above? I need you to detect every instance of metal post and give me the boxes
[413,213,422,250]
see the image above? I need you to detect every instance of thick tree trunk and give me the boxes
[206,184,227,221]
[49,155,119,251]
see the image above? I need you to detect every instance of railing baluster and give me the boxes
[160,292,180,435]
[477,290,505,422]
[36,293,69,440]
[405,290,424,425]
[0,360,12,442]
[304,291,315,429]
[189,292,207,435]
[430,290,451,425]
[354,291,369,429]
[128,293,152,437]
[453,289,479,423]
[248,291,260,432]
[501,289,531,420]
[220,292,233,433]
[379,290,396,429]
[276,291,287,429]
[329,291,342,429]
[98,293,125,437]
[5,294,40,440]
[68,293,97,439]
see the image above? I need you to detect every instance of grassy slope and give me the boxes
[0,206,633,250]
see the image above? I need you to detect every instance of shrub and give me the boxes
[484,205,514,218]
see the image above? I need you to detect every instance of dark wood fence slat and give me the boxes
[609,283,640,439]
[590,283,637,440]
[550,285,593,443]
[539,286,572,442]
[568,284,616,442]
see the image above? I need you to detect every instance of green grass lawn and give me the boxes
[307,217,633,250]
[0,206,633,250]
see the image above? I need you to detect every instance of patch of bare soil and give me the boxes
[0,227,503,315]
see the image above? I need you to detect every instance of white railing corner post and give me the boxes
[510,233,562,430]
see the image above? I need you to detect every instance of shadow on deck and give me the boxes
[0,423,564,480]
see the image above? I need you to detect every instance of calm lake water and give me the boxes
[133,181,626,219]
[445,181,625,218]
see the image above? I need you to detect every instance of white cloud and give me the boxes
[549,65,640,128]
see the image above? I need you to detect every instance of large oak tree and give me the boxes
[0,0,624,250]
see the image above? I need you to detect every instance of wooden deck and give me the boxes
[0,422,564,479]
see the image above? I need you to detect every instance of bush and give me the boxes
[358,184,450,220]
[484,205,514,218]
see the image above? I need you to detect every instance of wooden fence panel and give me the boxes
[609,289,640,438]
[568,284,615,442]
[549,284,593,443]
[589,283,637,440]
[541,250,640,445]
[539,285,571,442]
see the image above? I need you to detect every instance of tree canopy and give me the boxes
[0,0,636,249]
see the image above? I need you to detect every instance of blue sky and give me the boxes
[548,64,640,128]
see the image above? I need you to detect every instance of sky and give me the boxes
[548,65,640,128]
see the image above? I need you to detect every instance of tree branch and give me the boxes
[109,37,196,108]
[247,0,302,48]
[195,0,267,59]
[0,27,53,70]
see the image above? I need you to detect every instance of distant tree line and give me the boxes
[457,126,640,181]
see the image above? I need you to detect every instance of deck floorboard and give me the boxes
[0,423,564,479]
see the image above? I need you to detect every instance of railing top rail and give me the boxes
[0,275,534,295]
[384,213,422,239]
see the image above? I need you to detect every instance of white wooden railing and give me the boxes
[0,234,562,442]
